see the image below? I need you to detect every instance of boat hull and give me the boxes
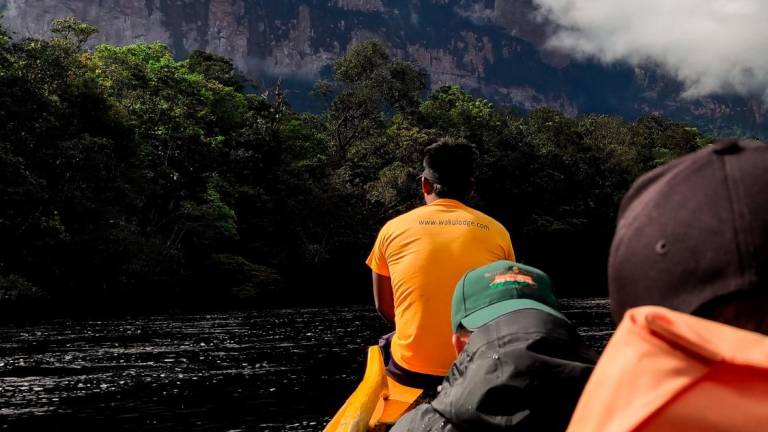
[324,346,423,431]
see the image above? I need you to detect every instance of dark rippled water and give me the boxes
[0,299,612,431]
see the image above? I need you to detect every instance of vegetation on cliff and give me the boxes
[0,19,707,313]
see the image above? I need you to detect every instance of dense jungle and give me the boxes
[0,18,707,316]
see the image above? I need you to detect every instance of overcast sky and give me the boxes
[533,0,768,101]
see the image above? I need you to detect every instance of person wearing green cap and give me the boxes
[392,261,597,432]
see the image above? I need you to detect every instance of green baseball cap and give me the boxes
[451,261,566,332]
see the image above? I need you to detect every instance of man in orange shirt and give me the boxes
[568,139,768,431]
[367,137,514,389]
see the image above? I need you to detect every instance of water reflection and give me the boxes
[0,299,612,431]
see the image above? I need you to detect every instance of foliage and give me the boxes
[0,18,708,311]
[419,85,500,138]
[50,16,98,48]
[0,21,9,47]
[185,49,245,92]
[0,275,47,302]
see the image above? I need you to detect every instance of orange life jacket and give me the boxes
[567,306,768,432]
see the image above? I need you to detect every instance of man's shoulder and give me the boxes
[380,206,430,231]
[462,205,509,233]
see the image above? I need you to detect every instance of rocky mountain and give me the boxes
[1,0,765,136]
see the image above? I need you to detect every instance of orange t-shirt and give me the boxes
[366,199,514,376]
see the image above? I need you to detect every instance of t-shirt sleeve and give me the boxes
[503,227,515,262]
[366,225,390,276]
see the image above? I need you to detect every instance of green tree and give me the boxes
[318,40,426,160]
[185,49,245,92]
[50,16,98,48]
[418,85,501,139]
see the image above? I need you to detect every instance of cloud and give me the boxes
[533,0,768,100]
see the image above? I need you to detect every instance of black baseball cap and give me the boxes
[609,139,768,322]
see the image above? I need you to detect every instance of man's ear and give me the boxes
[421,176,434,195]
[452,332,470,355]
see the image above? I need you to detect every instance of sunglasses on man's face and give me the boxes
[419,171,438,183]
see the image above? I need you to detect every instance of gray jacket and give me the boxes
[391,308,597,431]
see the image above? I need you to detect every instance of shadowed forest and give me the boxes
[0,18,707,316]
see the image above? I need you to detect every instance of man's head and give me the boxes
[451,261,565,353]
[421,137,477,203]
[609,139,768,333]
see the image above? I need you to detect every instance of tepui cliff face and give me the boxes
[1,0,765,136]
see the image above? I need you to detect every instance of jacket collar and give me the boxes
[568,306,768,432]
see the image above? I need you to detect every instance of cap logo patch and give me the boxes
[490,272,534,289]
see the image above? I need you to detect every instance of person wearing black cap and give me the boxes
[392,261,597,432]
[568,139,768,431]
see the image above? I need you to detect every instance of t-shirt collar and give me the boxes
[429,198,466,207]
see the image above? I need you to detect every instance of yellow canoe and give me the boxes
[324,346,424,432]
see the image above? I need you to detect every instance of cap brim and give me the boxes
[460,298,568,330]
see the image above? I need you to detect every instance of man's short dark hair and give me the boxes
[422,137,477,200]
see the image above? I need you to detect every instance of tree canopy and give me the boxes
[0,18,708,315]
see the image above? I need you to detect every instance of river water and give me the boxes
[0,299,612,431]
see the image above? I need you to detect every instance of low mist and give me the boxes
[534,0,768,101]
